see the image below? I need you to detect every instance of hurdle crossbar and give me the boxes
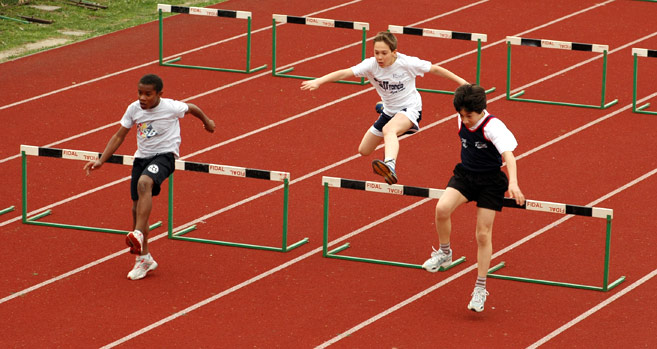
[388,25,495,95]
[272,14,369,85]
[157,4,266,74]
[506,36,618,109]
[20,145,162,235]
[322,176,466,270]
[632,48,657,115]
[20,145,308,252]
[322,176,625,291]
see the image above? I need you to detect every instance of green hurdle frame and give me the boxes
[1,206,15,216]
[20,147,161,235]
[167,172,309,252]
[632,48,657,115]
[271,14,368,85]
[158,4,267,74]
[506,36,618,109]
[488,211,624,292]
[388,25,495,95]
[322,177,466,271]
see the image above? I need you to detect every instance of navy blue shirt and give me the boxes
[459,114,502,172]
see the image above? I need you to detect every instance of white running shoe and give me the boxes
[467,286,489,312]
[127,254,158,280]
[126,230,144,255]
[421,247,452,272]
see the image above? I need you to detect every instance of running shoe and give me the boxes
[372,159,398,185]
[375,101,384,114]
[127,254,158,280]
[467,286,489,312]
[421,247,452,272]
[126,230,143,255]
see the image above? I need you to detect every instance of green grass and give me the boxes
[0,0,222,62]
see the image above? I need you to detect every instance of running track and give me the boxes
[1,0,656,347]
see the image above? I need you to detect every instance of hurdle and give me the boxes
[388,25,495,95]
[157,4,267,74]
[632,48,657,115]
[322,176,625,291]
[166,161,308,252]
[322,176,466,270]
[506,36,618,109]
[20,145,308,252]
[272,14,369,85]
[20,145,162,235]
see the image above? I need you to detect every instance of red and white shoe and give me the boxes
[127,254,158,280]
[125,230,144,255]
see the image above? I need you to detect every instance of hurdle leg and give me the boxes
[0,206,15,216]
[632,52,656,115]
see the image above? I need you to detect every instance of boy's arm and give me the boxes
[428,65,468,86]
[502,151,525,206]
[84,125,130,174]
[186,103,215,133]
[300,68,355,91]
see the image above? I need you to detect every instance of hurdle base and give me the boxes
[325,242,466,271]
[487,261,626,292]
[169,224,309,252]
[273,67,369,85]
[24,210,163,235]
[633,102,657,115]
[1,206,15,216]
[417,86,496,95]
[161,57,267,74]
[508,90,619,110]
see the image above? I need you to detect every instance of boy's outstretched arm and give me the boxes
[502,151,525,206]
[186,103,215,133]
[300,68,355,91]
[429,65,468,86]
[83,125,130,175]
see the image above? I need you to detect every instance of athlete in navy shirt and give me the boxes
[422,84,525,312]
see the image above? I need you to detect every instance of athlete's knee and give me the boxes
[435,203,452,221]
[136,176,154,194]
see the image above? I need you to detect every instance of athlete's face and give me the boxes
[459,109,485,129]
[373,41,397,68]
[138,83,162,110]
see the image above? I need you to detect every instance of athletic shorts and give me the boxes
[446,163,509,211]
[369,107,422,137]
[130,153,175,201]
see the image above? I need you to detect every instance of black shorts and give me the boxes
[372,109,421,135]
[130,153,175,201]
[446,163,509,211]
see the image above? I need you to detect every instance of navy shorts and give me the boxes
[371,109,422,137]
[446,163,509,211]
[130,153,175,201]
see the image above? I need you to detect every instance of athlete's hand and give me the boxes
[300,80,320,91]
[508,183,525,206]
[84,160,102,175]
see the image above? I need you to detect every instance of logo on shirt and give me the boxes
[137,122,158,139]
[475,141,488,149]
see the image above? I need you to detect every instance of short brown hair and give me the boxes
[373,31,397,51]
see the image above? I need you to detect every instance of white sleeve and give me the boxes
[405,55,432,77]
[485,118,517,154]
[119,102,137,129]
[351,57,376,78]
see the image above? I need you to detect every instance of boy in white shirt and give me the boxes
[84,74,215,280]
[301,31,467,184]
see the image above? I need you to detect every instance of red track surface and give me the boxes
[1,0,656,347]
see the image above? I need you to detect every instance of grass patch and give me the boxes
[0,0,223,62]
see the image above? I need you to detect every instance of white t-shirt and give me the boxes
[457,110,518,154]
[351,52,432,114]
[120,98,188,158]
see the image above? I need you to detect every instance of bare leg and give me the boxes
[474,207,496,277]
[434,188,468,244]
[381,113,413,161]
[135,175,154,255]
[358,130,383,156]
